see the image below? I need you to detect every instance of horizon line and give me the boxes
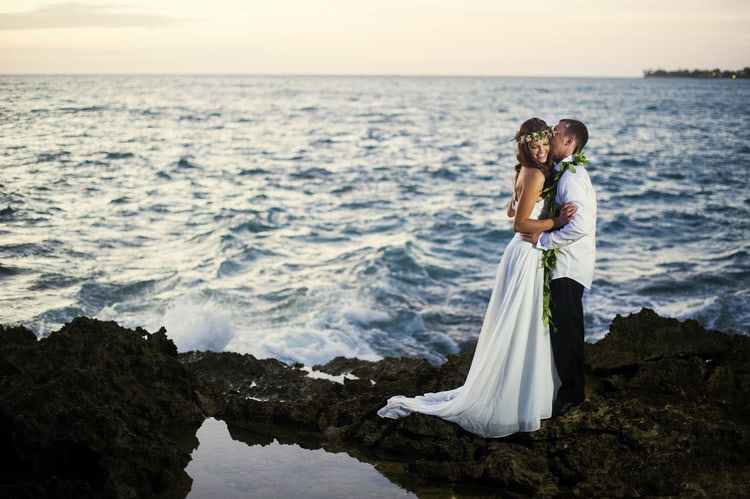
[0,72,644,78]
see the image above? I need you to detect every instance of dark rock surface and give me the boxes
[1,309,748,497]
[185,308,750,497]
[0,317,223,498]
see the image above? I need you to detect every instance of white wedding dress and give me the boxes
[378,198,558,438]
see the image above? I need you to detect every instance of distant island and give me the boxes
[644,67,749,79]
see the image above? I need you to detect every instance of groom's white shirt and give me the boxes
[536,154,597,289]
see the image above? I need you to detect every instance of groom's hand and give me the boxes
[520,232,539,244]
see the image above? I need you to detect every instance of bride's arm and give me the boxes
[512,167,575,233]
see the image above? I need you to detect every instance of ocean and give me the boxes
[1,75,749,367]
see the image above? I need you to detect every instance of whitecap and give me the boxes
[161,297,235,352]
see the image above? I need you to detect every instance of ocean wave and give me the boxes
[28,272,85,291]
[160,297,235,352]
[104,152,134,160]
[290,167,333,180]
[229,218,280,234]
[176,156,200,168]
[36,151,71,163]
[78,280,158,315]
[239,168,271,176]
[0,264,25,277]
[59,105,107,113]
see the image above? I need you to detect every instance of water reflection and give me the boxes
[185,418,415,498]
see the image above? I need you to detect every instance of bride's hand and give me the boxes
[553,202,577,229]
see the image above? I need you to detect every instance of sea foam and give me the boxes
[161,297,235,352]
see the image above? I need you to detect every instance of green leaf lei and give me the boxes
[540,152,589,332]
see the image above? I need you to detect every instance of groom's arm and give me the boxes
[536,175,595,250]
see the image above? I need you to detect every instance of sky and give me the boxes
[0,0,748,76]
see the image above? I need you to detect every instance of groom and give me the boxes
[523,119,596,416]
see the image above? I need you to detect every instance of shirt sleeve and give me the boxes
[537,172,594,250]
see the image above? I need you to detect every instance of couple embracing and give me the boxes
[378,118,596,438]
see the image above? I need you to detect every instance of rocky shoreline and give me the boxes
[1,308,748,497]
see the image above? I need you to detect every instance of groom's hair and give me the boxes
[560,119,588,154]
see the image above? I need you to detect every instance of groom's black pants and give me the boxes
[550,277,585,404]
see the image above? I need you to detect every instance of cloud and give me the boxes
[0,2,180,30]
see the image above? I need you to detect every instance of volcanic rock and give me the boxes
[1,309,748,497]
[0,317,222,498]
[188,308,750,497]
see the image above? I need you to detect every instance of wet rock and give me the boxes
[190,308,750,497]
[0,317,222,498]
[2,309,748,497]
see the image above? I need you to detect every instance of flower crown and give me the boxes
[513,126,556,144]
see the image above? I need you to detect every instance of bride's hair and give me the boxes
[514,117,555,180]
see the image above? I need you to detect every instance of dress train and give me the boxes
[378,199,558,438]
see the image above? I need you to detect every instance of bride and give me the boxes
[378,118,576,438]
